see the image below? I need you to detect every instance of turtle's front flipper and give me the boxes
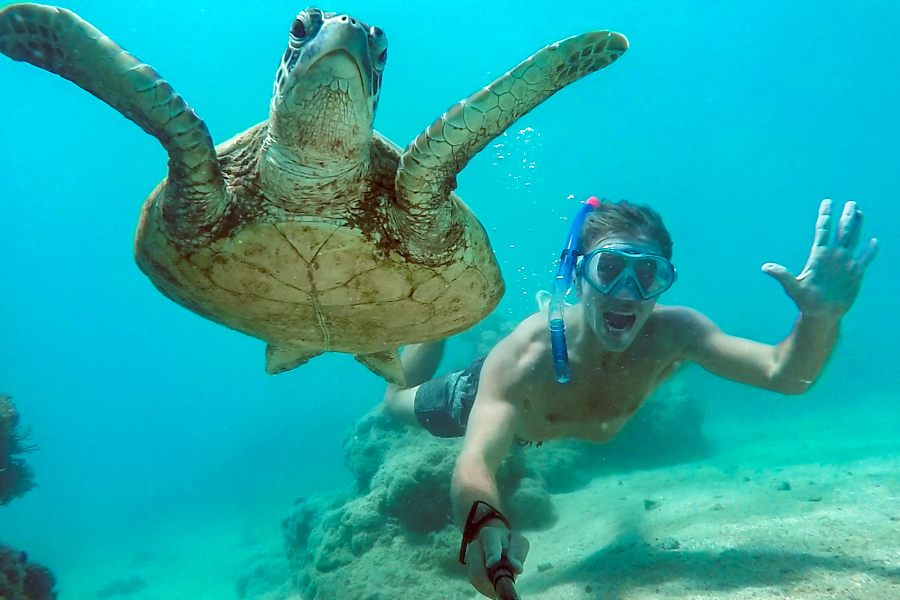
[0,3,228,245]
[394,31,627,261]
[355,350,405,387]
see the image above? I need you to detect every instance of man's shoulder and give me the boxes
[650,304,718,341]
[483,313,550,380]
[507,313,551,355]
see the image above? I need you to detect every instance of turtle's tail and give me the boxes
[394,30,627,259]
[0,3,228,244]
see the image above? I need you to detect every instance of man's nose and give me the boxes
[611,276,643,300]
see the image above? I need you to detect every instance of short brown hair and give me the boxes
[579,199,673,259]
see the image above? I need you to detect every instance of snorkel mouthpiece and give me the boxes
[549,196,600,383]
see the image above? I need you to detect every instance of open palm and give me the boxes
[762,199,879,320]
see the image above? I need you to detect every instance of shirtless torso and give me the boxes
[496,306,685,445]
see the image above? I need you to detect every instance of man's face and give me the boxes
[578,235,666,352]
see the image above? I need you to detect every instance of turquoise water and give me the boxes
[0,0,897,597]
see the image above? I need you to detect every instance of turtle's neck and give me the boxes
[258,132,372,214]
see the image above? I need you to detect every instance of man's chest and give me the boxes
[520,355,679,443]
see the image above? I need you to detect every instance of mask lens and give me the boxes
[593,252,627,288]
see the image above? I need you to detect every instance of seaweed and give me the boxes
[0,545,57,600]
[0,394,37,506]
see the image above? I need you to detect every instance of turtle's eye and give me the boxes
[290,19,307,39]
[370,27,388,71]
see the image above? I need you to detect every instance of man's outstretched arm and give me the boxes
[679,308,839,394]
[451,346,529,598]
[681,199,878,394]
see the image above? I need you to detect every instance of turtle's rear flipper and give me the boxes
[266,343,323,375]
[394,30,628,261]
[355,349,405,387]
[0,3,228,244]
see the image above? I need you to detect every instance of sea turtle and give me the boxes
[0,4,628,385]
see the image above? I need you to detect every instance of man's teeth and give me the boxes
[604,311,636,330]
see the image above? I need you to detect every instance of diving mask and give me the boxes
[578,247,676,300]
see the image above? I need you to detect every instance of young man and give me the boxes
[382,198,878,598]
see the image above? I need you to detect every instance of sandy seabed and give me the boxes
[52,400,900,600]
[519,404,900,600]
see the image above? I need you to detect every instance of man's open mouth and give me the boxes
[603,311,636,331]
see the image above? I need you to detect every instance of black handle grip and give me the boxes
[490,565,521,600]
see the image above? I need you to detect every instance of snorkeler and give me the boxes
[381,197,878,598]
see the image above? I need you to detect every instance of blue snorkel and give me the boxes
[549,196,600,383]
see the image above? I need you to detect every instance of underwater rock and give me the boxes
[345,421,546,535]
[342,411,410,491]
[276,370,708,599]
[507,475,558,531]
[95,575,147,598]
[0,394,37,505]
[373,436,458,534]
[282,492,350,567]
[281,412,554,599]
[0,545,57,600]
[236,555,292,600]
[658,537,681,550]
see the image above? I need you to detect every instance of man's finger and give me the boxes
[837,202,859,249]
[813,199,833,248]
[481,528,505,569]
[762,263,801,297]
[857,238,880,270]
[843,210,863,250]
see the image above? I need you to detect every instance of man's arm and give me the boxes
[680,199,877,395]
[451,338,533,598]
[451,349,519,527]
[678,308,838,395]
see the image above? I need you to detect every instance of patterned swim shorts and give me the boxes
[413,357,486,438]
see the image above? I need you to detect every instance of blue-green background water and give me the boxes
[0,0,897,595]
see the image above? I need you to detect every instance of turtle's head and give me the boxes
[269,7,387,164]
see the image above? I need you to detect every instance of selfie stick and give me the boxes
[489,560,521,600]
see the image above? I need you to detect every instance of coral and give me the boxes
[0,394,37,505]
[0,546,57,600]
